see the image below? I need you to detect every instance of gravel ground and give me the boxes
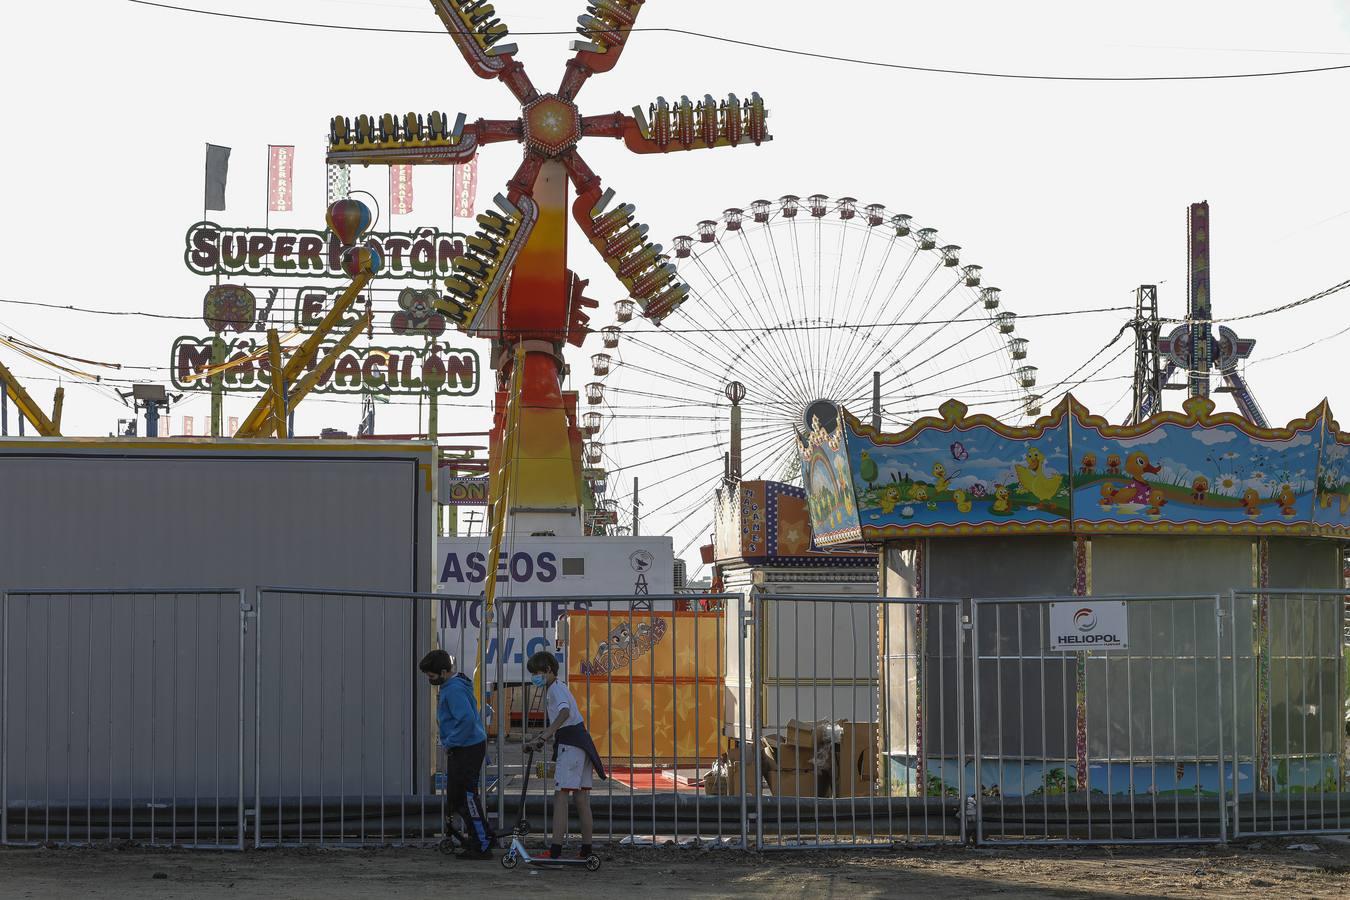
[2,838,1349,899]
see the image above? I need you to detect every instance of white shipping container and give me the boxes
[0,437,438,805]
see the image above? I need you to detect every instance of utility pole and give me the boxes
[871,371,881,430]
[425,333,440,446]
[210,335,225,437]
[632,476,640,537]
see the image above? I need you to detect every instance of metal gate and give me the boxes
[753,594,968,847]
[1227,589,1349,837]
[486,594,750,849]
[1,589,248,849]
[971,595,1229,844]
[250,587,439,848]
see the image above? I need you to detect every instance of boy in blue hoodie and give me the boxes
[419,649,494,859]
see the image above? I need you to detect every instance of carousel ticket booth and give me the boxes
[800,396,1348,831]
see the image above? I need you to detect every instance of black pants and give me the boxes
[446,740,493,851]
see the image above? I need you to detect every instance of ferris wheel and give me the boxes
[581,194,1041,550]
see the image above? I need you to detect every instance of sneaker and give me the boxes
[457,847,494,861]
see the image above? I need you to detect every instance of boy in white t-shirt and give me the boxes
[526,650,606,860]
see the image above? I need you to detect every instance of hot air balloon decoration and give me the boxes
[341,243,384,278]
[326,198,373,248]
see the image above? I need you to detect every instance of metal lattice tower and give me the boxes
[1129,284,1162,425]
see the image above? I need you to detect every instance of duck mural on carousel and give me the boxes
[1014,446,1065,512]
[1097,451,1163,512]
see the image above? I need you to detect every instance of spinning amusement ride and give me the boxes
[307,0,770,644]
[319,0,769,546]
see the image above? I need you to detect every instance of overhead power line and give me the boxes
[123,1,1350,82]
[1162,277,1350,325]
[11,271,1349,334]
[0,295,1128,331]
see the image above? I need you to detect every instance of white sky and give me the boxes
[4,0,1350,569]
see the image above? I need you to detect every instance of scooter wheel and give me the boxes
[501,852,518,870]
[437,837,455,854]
[585,855,601,872]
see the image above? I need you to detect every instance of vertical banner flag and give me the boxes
[326,163,351,206]
[204,144,231,211]
[453,157,478,219]
[390,164,414,215]
[227,416,240,436]
[267,145,295,212]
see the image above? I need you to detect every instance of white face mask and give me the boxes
[530,674,546,688]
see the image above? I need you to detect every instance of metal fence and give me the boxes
[483,594,749,849]
[1227,590,1349,837]
[753,594,967,848]
[3,585,1346,850]
[251,587,438,848]
[971,595,1229,844]
[1,590,247,849]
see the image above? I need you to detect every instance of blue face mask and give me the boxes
[530,674,546,688]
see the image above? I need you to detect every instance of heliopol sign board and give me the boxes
[1048,600,1128,651]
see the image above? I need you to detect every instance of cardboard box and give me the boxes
[702,747,768,795]
[772,743,816,772]
[766,767,826,798]
[833,721,879,798]
[782,718,824,749]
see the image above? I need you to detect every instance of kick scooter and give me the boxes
[501,747,601,871]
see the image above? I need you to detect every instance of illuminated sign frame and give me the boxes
[185,221,465,279]
[171,335,479,396]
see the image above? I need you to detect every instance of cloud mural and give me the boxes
[1191,429,1238,446]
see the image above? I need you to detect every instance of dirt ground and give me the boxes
[2,839,1349,899]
